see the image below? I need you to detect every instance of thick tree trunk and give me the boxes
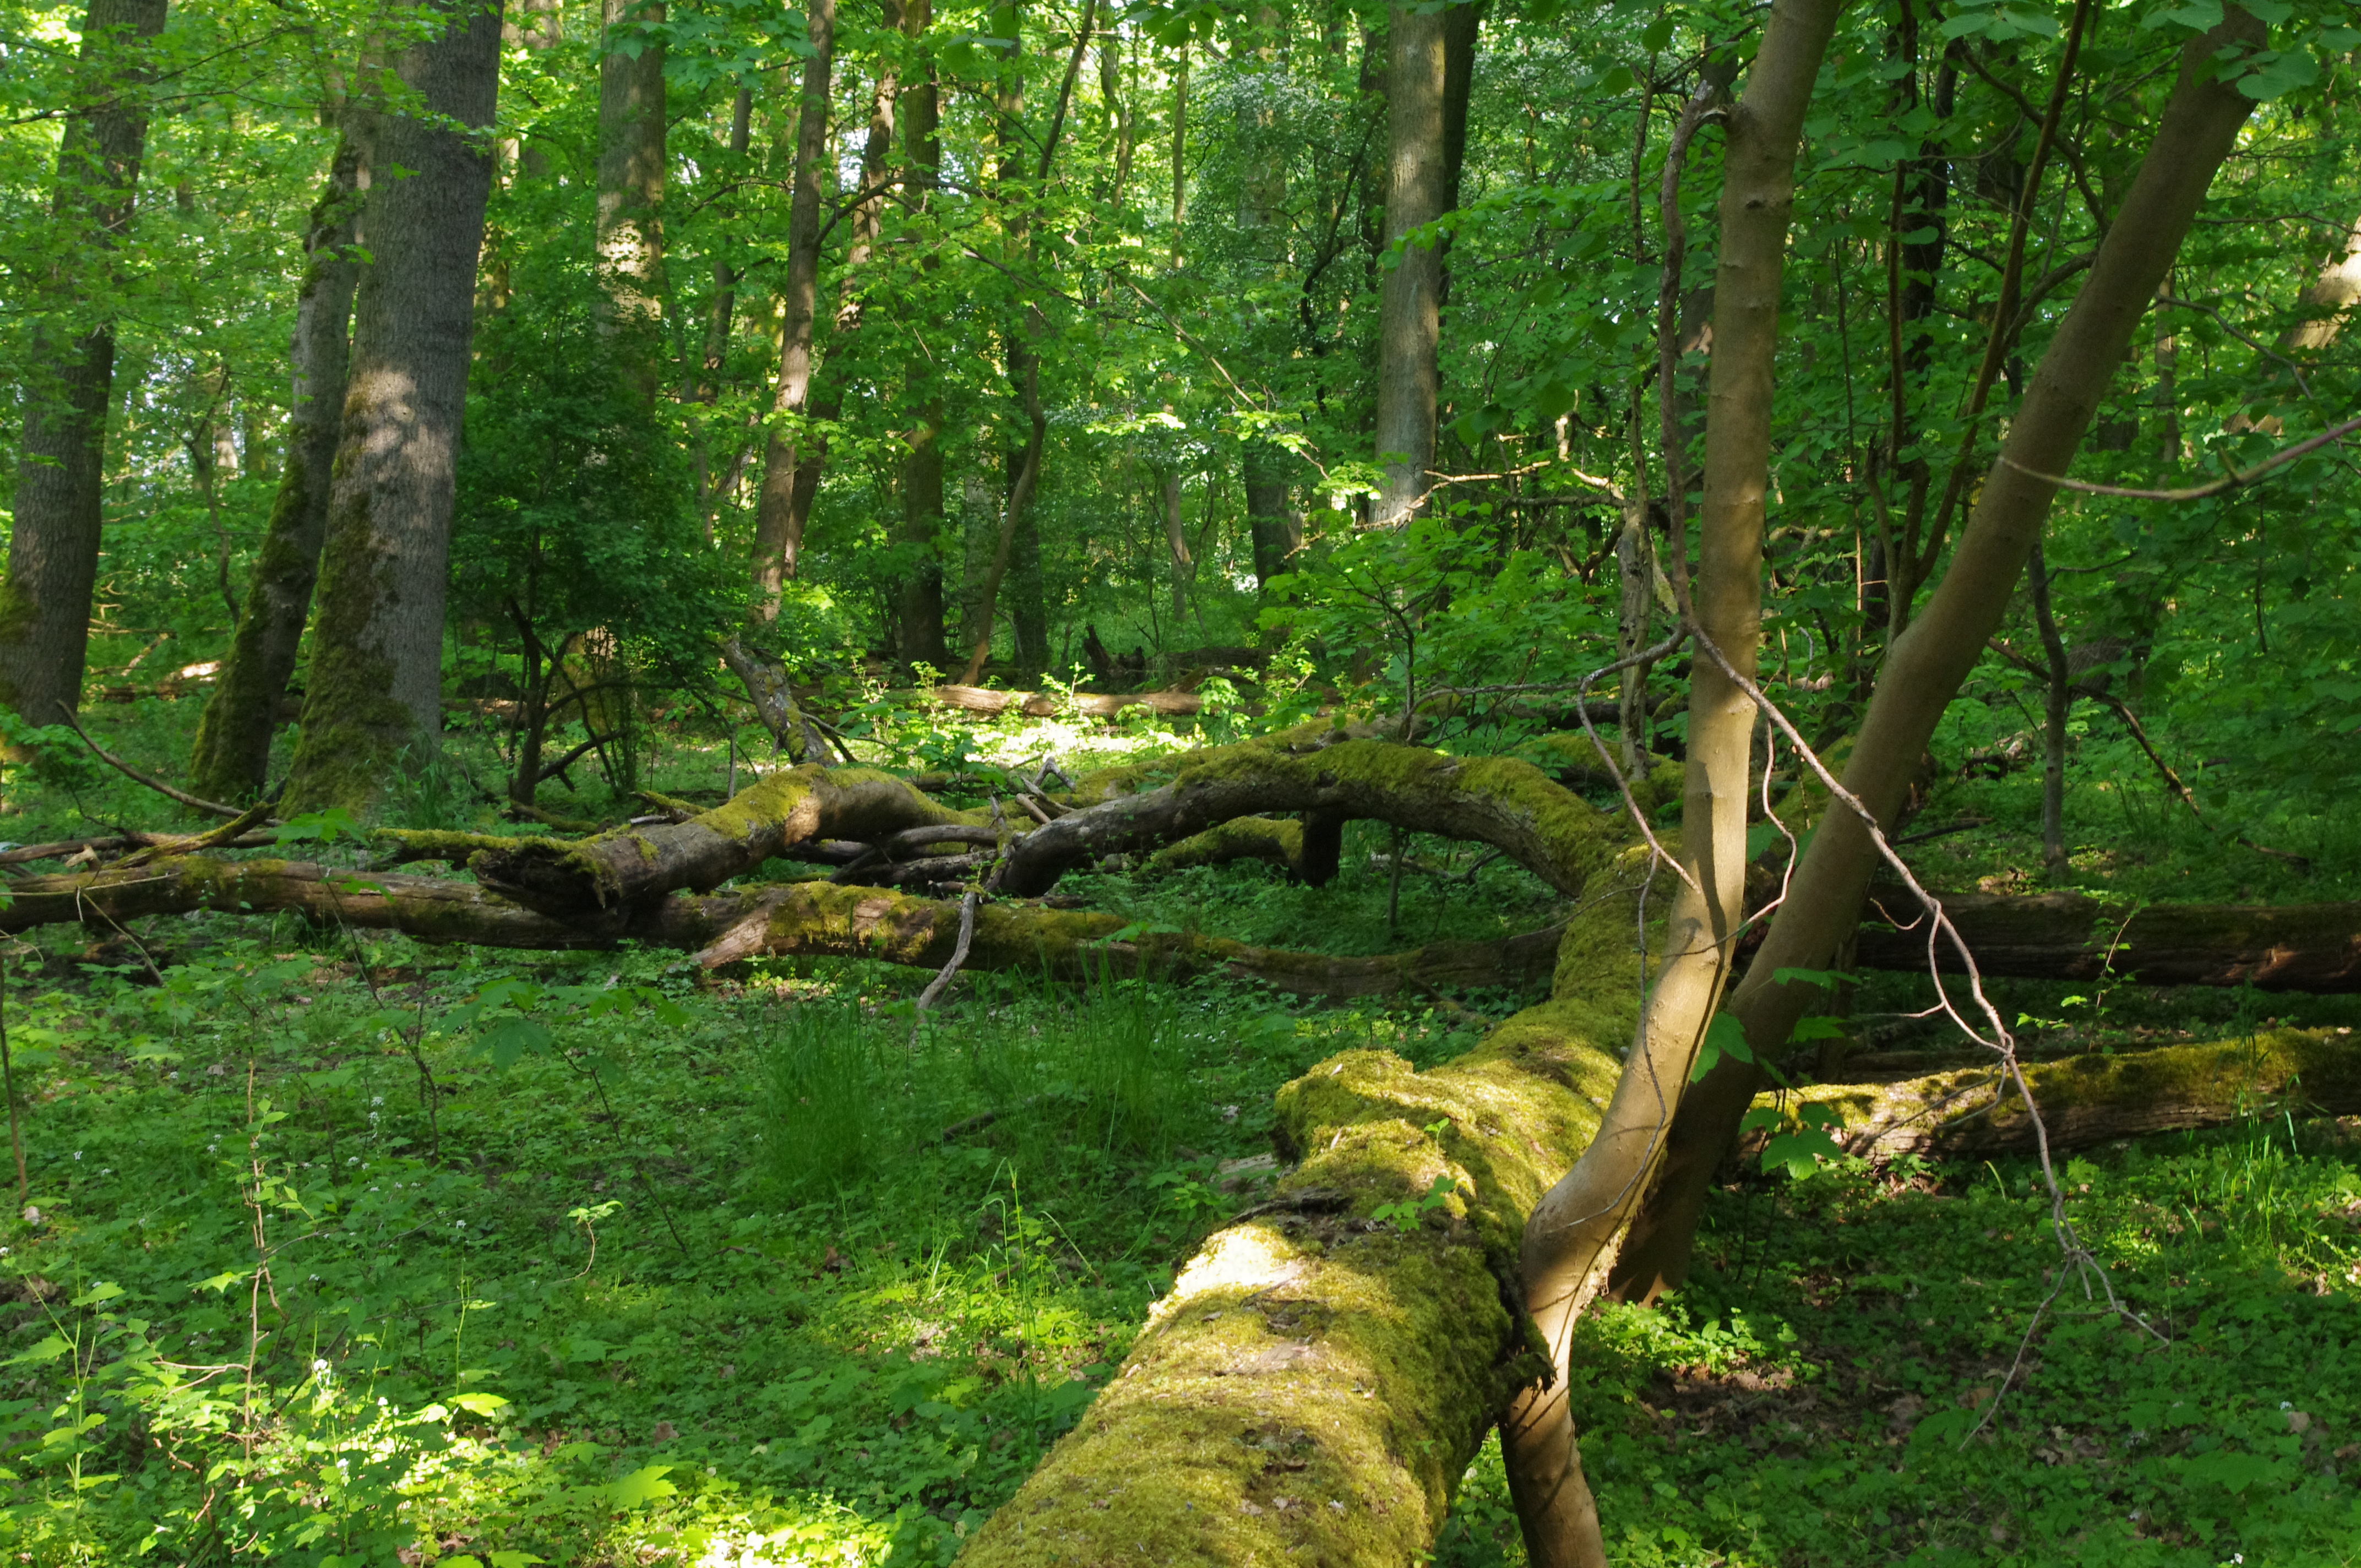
[1611,8,2269,1304]
[1502,3,1839,1560]
[751,0,836,608]
[281,0,504,811]
[188,134,366,801]
[0,0,169,739]
[594,0,665,351]
[1370,3,1445,529]
[2286,213,2361,352]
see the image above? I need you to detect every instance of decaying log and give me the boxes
[466,765,984,926]
[1855,883,2361,992]
[0,852,1565,1003]
[1776,1028,2361,1159]
[958,883,1650,1567]
[1001,736,1626,898]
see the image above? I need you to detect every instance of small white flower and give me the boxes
[311,1358,330,1375]
[347,1157,358,1166]
[371,1096,384,1107]
[168,1070,180,1080]
[456,1221,467,1229]
[72,1152,81,1161]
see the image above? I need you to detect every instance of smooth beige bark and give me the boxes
[1611,7,2271,1302]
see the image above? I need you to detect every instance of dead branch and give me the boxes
[51,706,258,821]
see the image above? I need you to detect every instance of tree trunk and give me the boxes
[751,0,836,609]
[692,84,754,411]
[1161,469,1191,626]
[0,0,170,740]
[1609,7,2270,1305]
[2028,539,2070,871]
[594,0,665,357]
[2285,212,2361,352]
[894,0,949,671]
[768,22,901,568]
[1169,45,1187,267]
[1613,496,1653,777]
[1242,442,1297,592]
[188,133,366,802]
[281,0,504,811]
[1502,2,1840,1560]
[1370,3,1445,529]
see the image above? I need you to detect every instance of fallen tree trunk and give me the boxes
[1772,1028,2361,1159]
[1002,736,1623,899]
[958,886,1647,1567]
[901,683,1214,718]
[466,764,984,926]
[1853,884,2361,992]
[0,853,1563,1000]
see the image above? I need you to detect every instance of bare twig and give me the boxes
[51,705,255,820]
[2002,412,2361,500]
[913,889,982,1028]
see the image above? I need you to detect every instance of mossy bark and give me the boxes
[189,133,366,802]
[281,0,502,812]
[467,765,984,924]
[1771,1029,2361,1158]
[959,892,1645,1568]
[1003,736,1626,898]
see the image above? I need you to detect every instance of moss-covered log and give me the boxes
[958,891,1649,1567]
[1002,734,1633,898]
[0,853,1562,1002]
[1772,1028,2361,1158]
[466,765,983,927]
[1854,884,2361,992]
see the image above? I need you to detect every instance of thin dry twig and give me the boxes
[1681,621,2167,1439]
[51,705,259,821]
[2003,412,2361,500]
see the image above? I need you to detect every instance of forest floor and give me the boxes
[0,695,2355,1565]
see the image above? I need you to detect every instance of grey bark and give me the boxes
[752,0,837,608]
[188,133,367,801]
[0,0,170,738]
[1370,3,1445,527]
[282,0,504,810]
[595,0,666,348]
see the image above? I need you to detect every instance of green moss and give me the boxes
[959,890,1651,1566]
[1149,816,1305,875]
[1773,1028,2360,1157]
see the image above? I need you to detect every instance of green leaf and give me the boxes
[607,1463,678,1509]
[453,1391,510,1415]
[1690,1012,1753,1082]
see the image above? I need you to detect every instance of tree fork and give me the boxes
[1610,8,2272,1304]
[1502,1,1842,1559]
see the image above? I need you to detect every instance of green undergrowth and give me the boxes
[1437,1117,2361,1567]
[0,912,1482,1565]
